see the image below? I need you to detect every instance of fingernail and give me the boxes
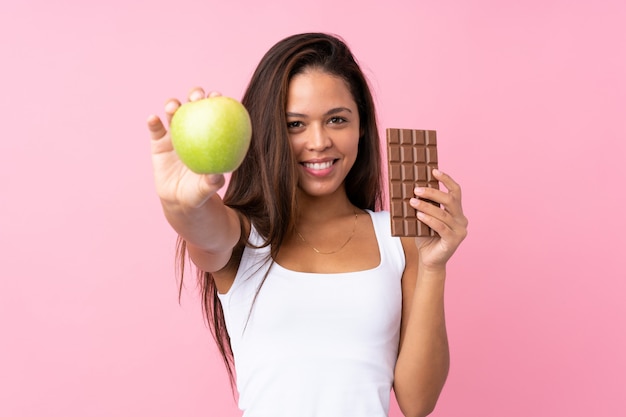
[433,168,442,176]
[414,187,425,195]
[165,100,177,113]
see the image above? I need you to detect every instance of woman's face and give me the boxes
[285,69,361,199]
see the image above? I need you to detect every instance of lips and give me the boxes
[300,158,338,176]
[302,160,334,170]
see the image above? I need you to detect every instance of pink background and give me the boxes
[1,0,625,416]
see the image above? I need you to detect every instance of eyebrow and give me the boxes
[286,107,353,118]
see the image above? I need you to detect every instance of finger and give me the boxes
[415,205,466,244]
[204,174,226,192]
[147,114,167,141]
[413,186,451,209]
[164,98,181,125]
[411,198,450,228]
[413,188,466,230]
[207,91,222,98]
[148,116,174,155]
[411,196,467,235]
[415,209,454,243]
[415,171,464,216]
[417,209,446,234]
[433,169,462,200]
[187,87,206,102]
[185,174,226,209]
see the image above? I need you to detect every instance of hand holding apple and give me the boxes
[148,90,243,210]
[169,96,252,174]
[147,89,246,251]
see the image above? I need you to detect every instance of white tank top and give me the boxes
[217,210,405,417]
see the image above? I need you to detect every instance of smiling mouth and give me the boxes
[302,160,336,170]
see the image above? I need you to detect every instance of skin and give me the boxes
[276,70,378,273]
[147,69,468,417]
[286,70,360,203]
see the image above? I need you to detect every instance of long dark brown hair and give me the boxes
[176,32,384,385]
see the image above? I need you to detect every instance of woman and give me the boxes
[147,33,468,417]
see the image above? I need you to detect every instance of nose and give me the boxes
[306,123,332,151]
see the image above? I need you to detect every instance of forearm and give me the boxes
[394,266,449,417]
[161,193,241,255]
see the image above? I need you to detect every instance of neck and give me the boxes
[295,189,355,223]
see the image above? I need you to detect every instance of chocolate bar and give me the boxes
[387,128,439,237]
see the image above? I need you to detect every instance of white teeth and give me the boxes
[304,161,333,170]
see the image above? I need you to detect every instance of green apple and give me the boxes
[170,96,252,174]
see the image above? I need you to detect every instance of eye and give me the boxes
[328,116,347,125]
[287,121,304,129]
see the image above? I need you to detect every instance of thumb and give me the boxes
[182,174,226,209]
[197,174,226,201]
[206,174,226,188]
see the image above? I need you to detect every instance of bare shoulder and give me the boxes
[398,237,419,343]
[399,236,418,258]
[400,237,419,291]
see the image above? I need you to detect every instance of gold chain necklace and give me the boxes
[295,210,358,255]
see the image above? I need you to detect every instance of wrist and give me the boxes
[417,261,447,280]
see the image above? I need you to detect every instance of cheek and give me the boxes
[348,132,361,157]
[347,135,364,168]
[344,141,360,170]
[288,136,304,156]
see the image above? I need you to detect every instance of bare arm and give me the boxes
[147,88,242,273]
[393,169,468,417]
[394,243,449,417]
